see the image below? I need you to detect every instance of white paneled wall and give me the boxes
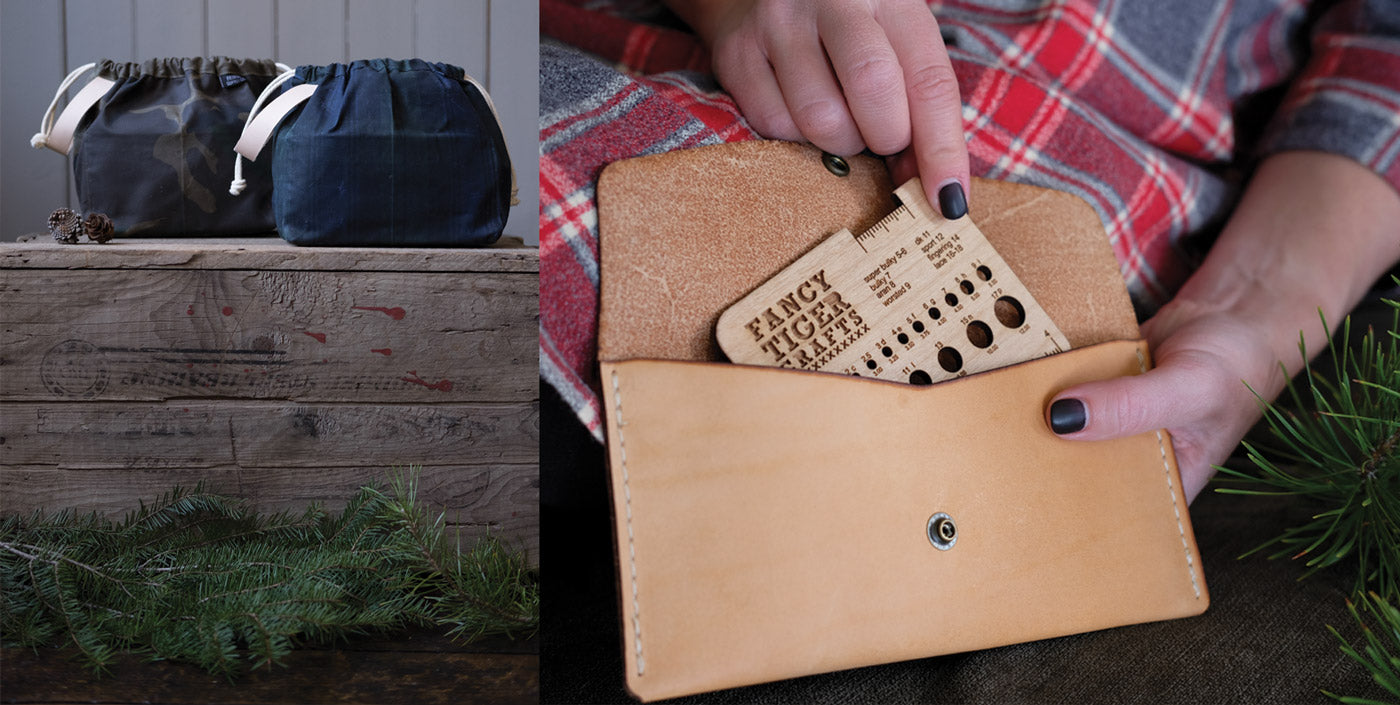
[0,0,539,243]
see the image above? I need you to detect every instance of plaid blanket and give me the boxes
[541,0,1400,439]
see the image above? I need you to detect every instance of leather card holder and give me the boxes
[595,141,1208,701]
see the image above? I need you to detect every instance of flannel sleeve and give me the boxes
[1259,0,1400,193]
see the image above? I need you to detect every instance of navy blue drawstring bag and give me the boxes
[232,59,515,246]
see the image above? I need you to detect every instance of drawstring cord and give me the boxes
[31,63,98,149]
[229,67,298,196]
[34,63,292,153]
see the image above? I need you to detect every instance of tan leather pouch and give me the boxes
[596,141,1208,702]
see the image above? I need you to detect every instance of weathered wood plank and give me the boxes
[336,630,538,654]
[0,401,538,469]
[0,239,539,272]
[237,463,539,551]
[0,462,539,561]
[0,643,538,705]
[0,268,537,402]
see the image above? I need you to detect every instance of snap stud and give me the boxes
[821,152,850,177]
[927,512,956,550]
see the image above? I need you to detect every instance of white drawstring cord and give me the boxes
[229,67,298,196]
[31,63,98,149]
[463,75,520,206]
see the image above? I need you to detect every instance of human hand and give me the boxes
[1043,152,1400,503]
[1046,299,1287,503]
[666,0,971,218]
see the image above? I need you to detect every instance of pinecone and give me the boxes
[83,212,115,243]
[48,208,81,244]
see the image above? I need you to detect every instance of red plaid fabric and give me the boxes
[541,0,1400,438]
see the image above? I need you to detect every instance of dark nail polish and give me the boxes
[938,182,967,220]
[1049,398,1086,435]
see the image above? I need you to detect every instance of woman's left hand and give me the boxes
[1045,151,1400,503]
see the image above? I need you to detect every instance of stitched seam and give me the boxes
[611,369,646,675]
[1136,347,1203,599]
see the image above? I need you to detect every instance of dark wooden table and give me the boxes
[1,629,537,704]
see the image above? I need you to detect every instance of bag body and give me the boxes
[63,57,282,236]
[267,59,513,246]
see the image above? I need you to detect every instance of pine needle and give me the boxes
[1325,593,1400,705]
[1215,287,1400,703]
[0,468,537,678]
[1213,299,1400,601]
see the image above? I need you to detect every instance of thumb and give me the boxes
[1044,362,1211,441]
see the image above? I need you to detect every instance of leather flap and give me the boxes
[594,141,1206,701]
[602,341,1208,701]
[597,141,1139,363]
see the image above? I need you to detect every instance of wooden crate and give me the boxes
[0,239,538,563]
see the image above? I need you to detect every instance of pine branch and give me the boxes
[1216,288,1400,703]
[375,471,538,638]
[0,469,538,678]
[1326,592,1400,705]
[1361,427,1399,481]
[1214,297,1400,601]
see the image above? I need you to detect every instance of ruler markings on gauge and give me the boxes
[716,178,1071,384]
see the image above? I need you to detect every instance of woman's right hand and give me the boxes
[668,0,972,218]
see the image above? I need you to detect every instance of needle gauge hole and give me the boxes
[995,296,1026,328]
[967,320,993,348]
[937,347,963,372]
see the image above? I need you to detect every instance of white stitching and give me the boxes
[611,369,646,675]
[1135,347,1203,599]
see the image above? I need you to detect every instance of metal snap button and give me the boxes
[927,512,956,550]
[821,152,850,177]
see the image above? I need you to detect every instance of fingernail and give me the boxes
[938,181,967,220]
[1049,398,1086,435]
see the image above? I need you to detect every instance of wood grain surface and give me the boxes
[0,242,539,563]
[0,461,538,556]
[0,239,537,273]
[1,268,536,403]
[1,402,538,468]
[1,629,538,705]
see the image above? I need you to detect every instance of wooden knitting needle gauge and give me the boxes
[716,178,1070,384]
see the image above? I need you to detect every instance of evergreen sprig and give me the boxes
[1213,288,1399,703]
[376,471,539,642]
[1214,300,1400,600]
[0,470,537,676]
[1325,592,1400,705]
